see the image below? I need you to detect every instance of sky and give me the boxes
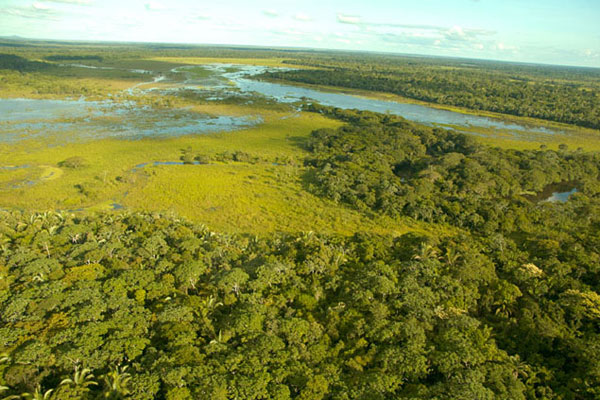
[0,0,599,67]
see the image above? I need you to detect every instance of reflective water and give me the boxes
[546,188,577,203]
[171,64,567,137]
[527,182,579,203]
[0,98,260,143]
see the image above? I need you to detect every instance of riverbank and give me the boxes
[258,76,600,150]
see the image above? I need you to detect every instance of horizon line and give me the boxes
[2,34,599,70]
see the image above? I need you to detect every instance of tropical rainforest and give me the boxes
[0,39,599,399]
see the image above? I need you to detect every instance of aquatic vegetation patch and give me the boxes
[0,98,261,144]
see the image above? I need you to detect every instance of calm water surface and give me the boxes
[199,64,566,137]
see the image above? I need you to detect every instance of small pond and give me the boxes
[545,188,578,203]
[527,182,579,203]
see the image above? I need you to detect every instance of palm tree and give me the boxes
[60,366,98,390]
[0,383,21,400]
[412,243,439,261]
[443,247,461,267]
[21,385,53,400]
[509,355,531,380]
[0,355,11,397]
[102,365,131,399]
[1,394,22,400]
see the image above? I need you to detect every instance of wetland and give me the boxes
[1,62,578,145]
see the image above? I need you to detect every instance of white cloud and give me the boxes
[191,14,210,21]
[293,13,311,22]
[445,25,466,41]
[38,0,92,4]
[145,2,165,11]
[337,14,361,25]
[263,9,278,18]
[336,13,495,46]
[32,2,53,11]
[5,3,59,20]
[442,25,495,42]
[493,42,517,51]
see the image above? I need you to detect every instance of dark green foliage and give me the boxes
[304,105,600,234]
[194,154,212,164]
[0,108,599,399]
[45,55,103,62]
[0,41,598,397]
[58,156,88,169]
[213,150,261,164]
[0,53,49,72]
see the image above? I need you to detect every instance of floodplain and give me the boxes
[1,41,599,234]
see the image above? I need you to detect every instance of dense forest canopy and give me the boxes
[302,105,600,233]
[1,106,599,399]
[264,55,600,130]
[0,205,598,399]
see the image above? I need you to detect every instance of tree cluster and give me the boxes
[304,105,600,235]
[264,58,600,129]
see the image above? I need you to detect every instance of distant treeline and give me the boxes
[45,55,103,62]
[263,57,600,130]
[0,53,48,71]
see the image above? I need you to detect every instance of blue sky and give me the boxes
[1,0,599,67]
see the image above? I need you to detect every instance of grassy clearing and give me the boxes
[124,161,428,235]
[0,107,431,235]
[0,89,595,234]
[0,72,145,100]
[474,135,600,151]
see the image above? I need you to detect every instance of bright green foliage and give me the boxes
[21,385,54,400]
[102,365,132,399]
